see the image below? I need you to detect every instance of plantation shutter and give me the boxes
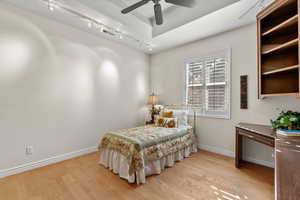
[186,61,205,111]
[185,49,230,118]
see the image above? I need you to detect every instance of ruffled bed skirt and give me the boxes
[99,144,198,184]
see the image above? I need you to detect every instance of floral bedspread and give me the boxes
[99,125,197,175]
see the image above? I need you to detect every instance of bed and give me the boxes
[98,105,197,184]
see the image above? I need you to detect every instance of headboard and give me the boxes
[164,104,197,134]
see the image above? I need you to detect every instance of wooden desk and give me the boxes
[235,123,275,168]
[236,123,300,199]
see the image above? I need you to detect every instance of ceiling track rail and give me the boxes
[41,0,153,51]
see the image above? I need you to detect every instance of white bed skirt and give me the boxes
[99,144,198,184]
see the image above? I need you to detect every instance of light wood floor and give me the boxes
[0,150,274,200]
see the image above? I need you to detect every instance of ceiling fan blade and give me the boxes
[121,0,150,14]
[165,0,196,8]
[154,3,163,25]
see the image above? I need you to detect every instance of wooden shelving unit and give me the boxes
[257,0,300,98]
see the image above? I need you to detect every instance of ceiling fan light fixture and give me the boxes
[121,0,196,25]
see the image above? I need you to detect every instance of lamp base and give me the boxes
[146,120,155,125]
[150,104,155,123]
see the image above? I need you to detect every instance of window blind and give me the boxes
[185,50,230,118]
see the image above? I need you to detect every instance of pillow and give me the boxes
[156,117,178,128]
[162,111,174,118]
[164,109,188,127]
[156,117,165,127]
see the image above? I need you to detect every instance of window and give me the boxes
[185,49,231,119]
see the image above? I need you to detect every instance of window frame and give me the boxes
[183,48,231,119]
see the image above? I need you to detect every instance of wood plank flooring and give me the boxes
[0,150,274,200]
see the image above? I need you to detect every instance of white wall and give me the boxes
[0,4,149,171]
[150,24,300,166]
[2,1,299,174]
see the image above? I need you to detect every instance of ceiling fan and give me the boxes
[121,0,196,25]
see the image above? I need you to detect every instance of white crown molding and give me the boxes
[0,146,98,178]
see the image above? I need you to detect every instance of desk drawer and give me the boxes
[237,128,275,147]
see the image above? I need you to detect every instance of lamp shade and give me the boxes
[148,93,158,105]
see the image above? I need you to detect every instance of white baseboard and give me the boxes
[243,156,274,168]
[0,146,98,178]
[0,144,274,179]
[198,144,235,157]
[198,144,274,168]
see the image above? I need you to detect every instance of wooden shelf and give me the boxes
[262,38,298,55]
[262,65,298,75]
[262,14,298,36]
[261,93,299,98]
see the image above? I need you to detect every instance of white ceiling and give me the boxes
[108,0,243,36]
[151,0,240,36]
[1,0,275,54]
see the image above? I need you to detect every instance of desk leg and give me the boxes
[235,130,243,168]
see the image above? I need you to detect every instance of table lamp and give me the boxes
[148,92,158,123]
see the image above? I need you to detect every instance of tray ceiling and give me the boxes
[1,0,275,53]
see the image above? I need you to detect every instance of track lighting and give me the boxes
[48,0,54,11]
[147,44,153,51]
[41,0,150,51]
[97,25,104,32]
[87,21,92,28]
[49,5,54,11]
